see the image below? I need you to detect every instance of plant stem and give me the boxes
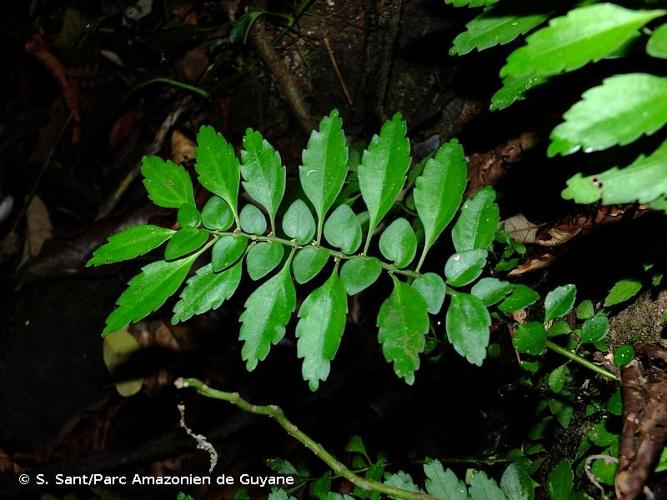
[208,229,422,279]
[545,340,618,381]
[176,378,436,500]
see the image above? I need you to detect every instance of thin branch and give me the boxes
[545,341,619,381]
[323,36,353,106]
[176,378,436,500]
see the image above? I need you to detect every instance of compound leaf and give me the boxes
[340,256,382,295]
[241,128,286,226]
[296,271,348,391]
[141,156,195,208]
[377,279,430,384]
[414,140,468,256]
[544,284,577,321]
[424,460,468,500]
[104,254,198,334]
[549,73,667,156]
[359,113,411,243]
[239,262,296,371]
[446,292,491,366]
[324,204,362,254]
[87,224,175,266]
[299,110,349,232]
[195,126,240,219]
[500,5,664,81]
[562,137,667,205]
[379,218,417,268]
[172,261,243,323]
[246,242,285,281]
[452,186,499,252]
[412,273,446,315]
[164,227,208,260]
[292,247,330,284]
[451,3,550,56]
[282,199,317,244]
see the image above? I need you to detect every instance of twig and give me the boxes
[323,36,353,106]
[545,340,619,381]
[176,378,436,500]
[584,454,618,499]
[178,402,219,473]
[250,20,318,133]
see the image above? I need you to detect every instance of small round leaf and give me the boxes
[444,249,488,287]
[292,247,330,284]
[340,256,382,295]
[323,204,362,254]
[513,321,547,355]
[412,273,446,314]
[471,277,512,306]
[544,284,577,321]
[212,235,248,271]
[201,196,234,230]
[379,218,417,268]
[164,227,208,260]
[177,204,201,227]
[580,313,609,343]
[240,204,267,235]
[282,199,316,244]
[246,242,285,281]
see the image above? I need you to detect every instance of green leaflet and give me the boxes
[471,277,512,306]
[450,2,550,56]
[164,227,208,260]
[340,256,382,295]
[547,461,574,500]
[648,23,667,58]
[500,464,534,500]
[201,196,234,230]
[172,261,243,323]
[452,186,499,252]
[498,284,540,312]
[562,137,667,206]
[282,199,316,244]
[549,74,667,156]
[468,471,507,500]
[240,128,286,228]
[141,156,195,208]
[446,292,491,366]
[423,460,468,500]
[412,273,446,315]
[195,125,240,220]
[544,284,577,321]
[444,249,488,287]
[323,204,362,254]
[604,279,642,307]
[358,113,411,248]
[239,204,267,235]
[87,224,175,266]
[177,204,200,227]
[513,322,546,355]
[246,242,284,281]
[103,254,199,334]
[292,247,330,284]
[414,140,468,259]
[212,235,248,272]
[377,278,430,384]
[239,261,296,371]
[299,110,349,236]
[295,271,348,391]
[379,218,417,268]
[490,75,547,111]
[500,4,664,81]
[446,0,497,7]
[580,314,609,343]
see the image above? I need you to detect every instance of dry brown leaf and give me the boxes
[503,214,540,244]
[25,196,53,258]
[170,130,196,165]
[508,251,557,276]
